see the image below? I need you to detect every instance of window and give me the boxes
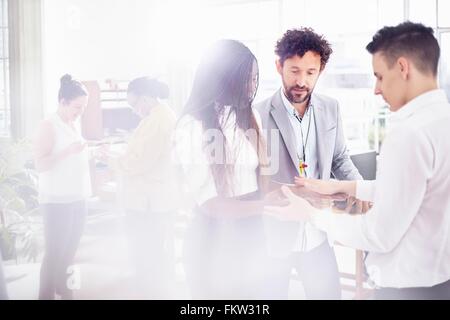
[438,0,450,28]
[0,0,9,137]
[200,0,281,101]
[440,32,450,100]
[409,0,437,27]
[153,0,449,155]
[278,0,404,153]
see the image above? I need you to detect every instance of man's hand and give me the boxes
[332,196,372,214]
[344,197,372,214]
[294,177,356,197]
[264,186,318,222]
[263,188,288,205]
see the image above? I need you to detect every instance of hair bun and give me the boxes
[155,80,170,99]
[60,74,73,85]
[58,74,87,102]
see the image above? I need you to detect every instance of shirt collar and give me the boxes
[392,89,448,121]
[280,88,312,119]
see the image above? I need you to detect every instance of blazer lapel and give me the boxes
[311,94,335,179]
[270,90,299,169]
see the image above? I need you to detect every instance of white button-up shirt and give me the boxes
[314,89,450,288]
[281,90,328,252]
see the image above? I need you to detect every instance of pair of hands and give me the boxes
[64,141,87,156]
[88,142,123,162]
[263,184,316,222]
[263,178,372,222]
[64,142,118,163]
[91,144,114,162]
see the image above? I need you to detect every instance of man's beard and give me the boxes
[284,83,313,104]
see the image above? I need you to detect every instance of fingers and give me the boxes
[264,188,282,198]
[264,205,288,217]
[264,190,293,221]
[295,177,325,194]
[355,199,363,213]
[362,201,371,213]
[342,198,371,214]
[280,185,297,201]
[264,198,290,207]
[345,197,355,213]
[294,176,307,187]
[332,193,348,201]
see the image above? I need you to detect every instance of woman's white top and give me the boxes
[38,113,92,204]
[173,107,262,206]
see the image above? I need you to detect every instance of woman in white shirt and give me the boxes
[34,74,91,300]
[174,40,271,299]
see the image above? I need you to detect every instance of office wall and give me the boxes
[42,0,165,115]
[41,0,282,116]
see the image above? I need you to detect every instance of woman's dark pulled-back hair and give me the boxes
[58,74,88,103]
[182,39,265,196]
[183,39,258,120]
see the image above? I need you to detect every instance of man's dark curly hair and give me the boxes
[275,28,332,70]
[366,21,440,76]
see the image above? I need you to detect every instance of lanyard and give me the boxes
[291,104,314,251]
[293,105,313,177]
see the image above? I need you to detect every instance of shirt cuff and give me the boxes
[311,208,335,246]
[355,180,376,202]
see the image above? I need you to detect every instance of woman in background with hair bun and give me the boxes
[34,74,91,300]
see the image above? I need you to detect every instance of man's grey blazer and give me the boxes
[256,89,362,256]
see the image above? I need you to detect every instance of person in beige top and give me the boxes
[118,78,177,214]
[110,77,177,298]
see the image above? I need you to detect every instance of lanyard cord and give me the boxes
[292,104,313,252]
[293,105,313,163]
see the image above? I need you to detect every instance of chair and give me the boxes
[337,150,377,299]
[350,150,377,180]
[338,248,373,299]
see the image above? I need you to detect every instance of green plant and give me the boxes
[0,139,42,263]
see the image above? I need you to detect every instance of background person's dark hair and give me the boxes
[182,39,265,196]
[275,28,332,70]
[366,21,440,76]
[58,74,88,103]
[127,77,170,99]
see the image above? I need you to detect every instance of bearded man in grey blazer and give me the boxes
[256,28,365,299]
